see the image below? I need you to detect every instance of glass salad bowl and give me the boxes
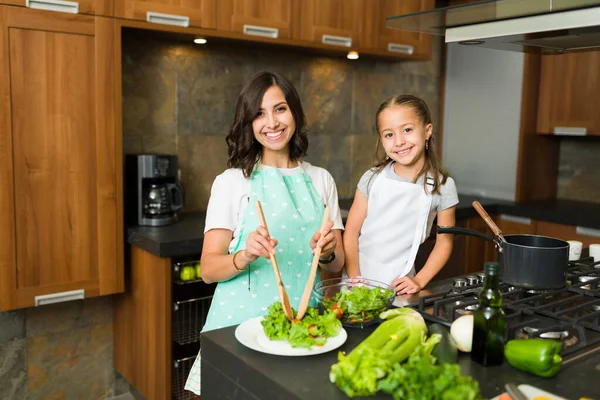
[312,278,395,328]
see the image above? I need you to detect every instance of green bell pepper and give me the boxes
[504,338,562,378]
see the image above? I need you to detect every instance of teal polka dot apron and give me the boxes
[202,162,325,331]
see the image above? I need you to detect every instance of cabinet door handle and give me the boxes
[388,43,414,55]
[500,214,531,225]
[35,289,85,307]
[146,11,190,27]
[26,0,79,13]
[243,24,279,39]
[576,226,600,238]
[553,127,587,136]
[322,34,352,47]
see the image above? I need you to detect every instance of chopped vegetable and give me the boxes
[429,323,458,364]
[329,308,431,397]
[498,393,513,400]
[261,302,341,348]
[504,338,562,378]
[378,342,483,400]
[321,284,394,325]
[451,314,474,352]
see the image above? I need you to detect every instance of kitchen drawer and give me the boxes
[536,221,600,247]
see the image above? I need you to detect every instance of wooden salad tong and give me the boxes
[256,200,295,321]
[296,206,330,320]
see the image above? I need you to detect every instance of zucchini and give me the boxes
[429,323,458,364]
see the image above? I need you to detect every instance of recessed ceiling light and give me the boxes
[347,51,359,60]
[459,40,485,46]
[194,38,207,45]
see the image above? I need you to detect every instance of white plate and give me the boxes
[234,316,348,356]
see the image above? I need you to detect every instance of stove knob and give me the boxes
[466,275,479,286]
[453,278,467,287]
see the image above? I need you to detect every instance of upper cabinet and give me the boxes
[296,0,363,49]
[116,0,217,29]
[1,0,113,16]
[0,5,123,311]
[362,0,434,58]
[217,0,298,40]
[537,51,600,136]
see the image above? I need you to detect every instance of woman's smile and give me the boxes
[263,128,286,140]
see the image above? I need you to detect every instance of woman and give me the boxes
[185,71,345,395]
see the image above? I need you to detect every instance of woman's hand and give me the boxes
[309,220,335,258]
[244,225,278,262]
[392,276,422,295]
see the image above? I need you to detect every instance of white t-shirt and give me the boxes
[205,162,344,253]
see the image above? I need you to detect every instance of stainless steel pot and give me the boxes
[437,226,569,289]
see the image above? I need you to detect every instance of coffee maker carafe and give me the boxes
[125,154,184,227]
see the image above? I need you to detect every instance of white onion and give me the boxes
[450,314,474,352]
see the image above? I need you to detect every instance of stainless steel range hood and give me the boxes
[386,0,600,54]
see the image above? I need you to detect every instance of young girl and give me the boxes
[344,94,458,295]
[185,72,344,395]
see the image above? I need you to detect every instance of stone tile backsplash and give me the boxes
[557,138,600,203]
[122,34,443,206]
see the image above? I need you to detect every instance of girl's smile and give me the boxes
[378,105,432,178]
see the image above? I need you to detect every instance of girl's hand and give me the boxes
[244,225,278,261]
[309,220,335,259]
[392,276,421,295]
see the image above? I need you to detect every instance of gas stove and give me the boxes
[396,257,600,363]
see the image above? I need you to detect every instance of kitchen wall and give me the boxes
[122,33,443,210]
[0,297,134,399]
[557,138,600,203]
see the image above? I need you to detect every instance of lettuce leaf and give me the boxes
[260,302,342,348]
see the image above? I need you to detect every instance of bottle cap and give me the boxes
[484,262,500,275]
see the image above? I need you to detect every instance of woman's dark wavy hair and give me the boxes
[226,72,308,178]
[372,94,448,194]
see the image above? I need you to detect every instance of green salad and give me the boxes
[321,285,395,325]
[261,302,342,348]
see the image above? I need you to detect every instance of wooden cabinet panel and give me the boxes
[496,214,537,235]
[0,6,122,311]
[362,0,434,58]
[217,0,297,40]
[536,221,600,248]
[1,0,113,16]
[116,0,217,29]
[537,51,600,136]
[415,219,467,282]
[297,0,363,48]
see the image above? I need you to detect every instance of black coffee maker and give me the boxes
[125,154,184,226]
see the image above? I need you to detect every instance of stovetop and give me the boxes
[395,257,600,362]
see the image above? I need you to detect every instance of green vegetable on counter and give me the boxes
[261,302,342,348]
[329,308,434,397]
[429,323,458,365]
[504,338,562,378]
[322,284,394,325]
[378,343,483,400]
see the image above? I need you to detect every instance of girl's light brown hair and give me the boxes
[372,94,447,194]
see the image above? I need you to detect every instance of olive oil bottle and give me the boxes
[471,262,506,366]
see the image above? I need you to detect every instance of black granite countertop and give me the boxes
[201,321,599,400]
[127,197,600,259]
[127,212,206,258]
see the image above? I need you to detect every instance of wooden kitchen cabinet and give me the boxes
[464,216,497,273]
[296,0,364,49]
[537,51,600,136]
[0,5,123,311]
[116,0,217,29]
[217,0,299,40]
[2,0,113,16]
[362,0,434,59]
[536,221,600,248]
